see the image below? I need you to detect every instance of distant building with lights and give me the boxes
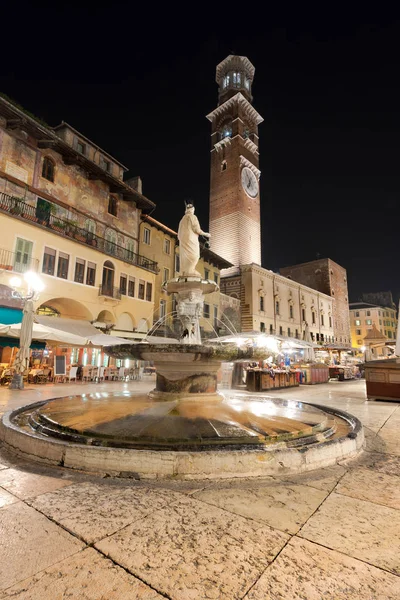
[349,301,397,351]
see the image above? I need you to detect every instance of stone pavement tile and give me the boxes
[0,468,72,500]
[0,502,84,591]
[273,464,347,492]
[0,548,164,600]
[299,492,400,575]
[244,536,400,600]
[29,481,183,544]
[336,468,400,509]
[376,428,400,456]
[192,480,328,534]
[0,488,19,508]
[96,495,289,600]
[349,451,400,477]
[363,429,390,454]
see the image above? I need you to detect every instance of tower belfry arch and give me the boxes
[207,55,263,276]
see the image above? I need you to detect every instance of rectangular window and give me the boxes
[146,282,152,302]
[57,252,69,279]
[356,329,361,335]
[388,330,393,338]
[289,304,293,319]
[214,305,218,328]
[260,296,264,312]
[366,310,371,316]
[203,303,210,319]
[175,253,180,274]
[214,272,219,284]
[143,228,151,245]
[312,311,316,325]
[108,196,118,217]
[42,247,56,276]
[163,238,171,254]
[100,157,111,172]
[204,268,210,280]
[74,258,85,284]
[301,308,305,322]
[86,262,96,286]
[321,314,324,326]
[279,325,283,335]
[76,139,86,155]
[138,279,145,300]
[288,327,291,337]
[355,311,360,317]
[329,316,332,328]
[14,238,33,273]
[260,322,265,333]
[355,319,361,326]
[120,274,127,295]
[160,299,166,319]
[128,277,135,297]
[270,324,273,334]
[275,301,280,315]
[295,329,299,339]
[366,319,372,325]
[163,268,170,283]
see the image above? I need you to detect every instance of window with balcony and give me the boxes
[203,303,210,319]
[163,268,170,283]
[120,274,127,295]
[105,229,117,254]
[164,238,171,254]
[146,282,152,302]
[42,157,55,182]
[74,258,85,284]
[57,252,69,279]
[126,241,135,260]
[102,261,114,295]
[143,228,151,245]
[42,247,56,276]
[138,279,145,300]
[128,277,135,297]
[204,268,210,280]
[86,262,96,286]
[108,196,118,217]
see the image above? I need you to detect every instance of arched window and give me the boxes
[42,157,55,182]
[102,261,115,296]
[105,229,117,254]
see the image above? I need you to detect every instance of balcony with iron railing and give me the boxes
[98,284,122,300]
[0,247,39,274]
[0,192,158,274]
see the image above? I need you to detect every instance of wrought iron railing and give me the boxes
[0,247,39,273]
[98,284,122,300]
[0,192,158,274]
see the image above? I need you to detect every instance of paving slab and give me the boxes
[299,492,400,575]
[349,451,400,477]
[273,463,347,491]
[0,468,72,500]
[29,481,183,544]
[0,547,164,600]
[244,536,400,600]
[96,495,289,600]
[336,467,400,509]
[193,480,328,534]
[0,503,84,591]
[0,487,19,508]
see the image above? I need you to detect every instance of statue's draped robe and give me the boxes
[177,212,202,276]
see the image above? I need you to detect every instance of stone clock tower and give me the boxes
[207,55,263,276]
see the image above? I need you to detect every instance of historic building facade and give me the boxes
[208,56,336,344]
[349,301,398,350]
[139,215,240,338]
[0,95,158,341]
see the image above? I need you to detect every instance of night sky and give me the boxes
[1,6,400,303]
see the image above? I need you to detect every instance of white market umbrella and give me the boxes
[12,299,35,375]
[7,322,88,346]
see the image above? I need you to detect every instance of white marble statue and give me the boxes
[177,204,210,277]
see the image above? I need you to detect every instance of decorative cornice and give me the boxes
[216,56,255,83]
[243,137,259,155]
[214,137,232,153]
[206,93,263,126]
[240,155,261,179]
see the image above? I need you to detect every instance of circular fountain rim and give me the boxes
[0,398,364,480]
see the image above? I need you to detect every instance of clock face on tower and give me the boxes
[241,166,259,198]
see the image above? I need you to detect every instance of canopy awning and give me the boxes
[0,307,23,324]
[35,316,100,338]
[0,336,45,350]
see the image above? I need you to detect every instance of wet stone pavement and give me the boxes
[0,378,399,599]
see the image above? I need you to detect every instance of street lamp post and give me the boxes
[9,272,44,390]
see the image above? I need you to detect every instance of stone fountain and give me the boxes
[0,204,364,478]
